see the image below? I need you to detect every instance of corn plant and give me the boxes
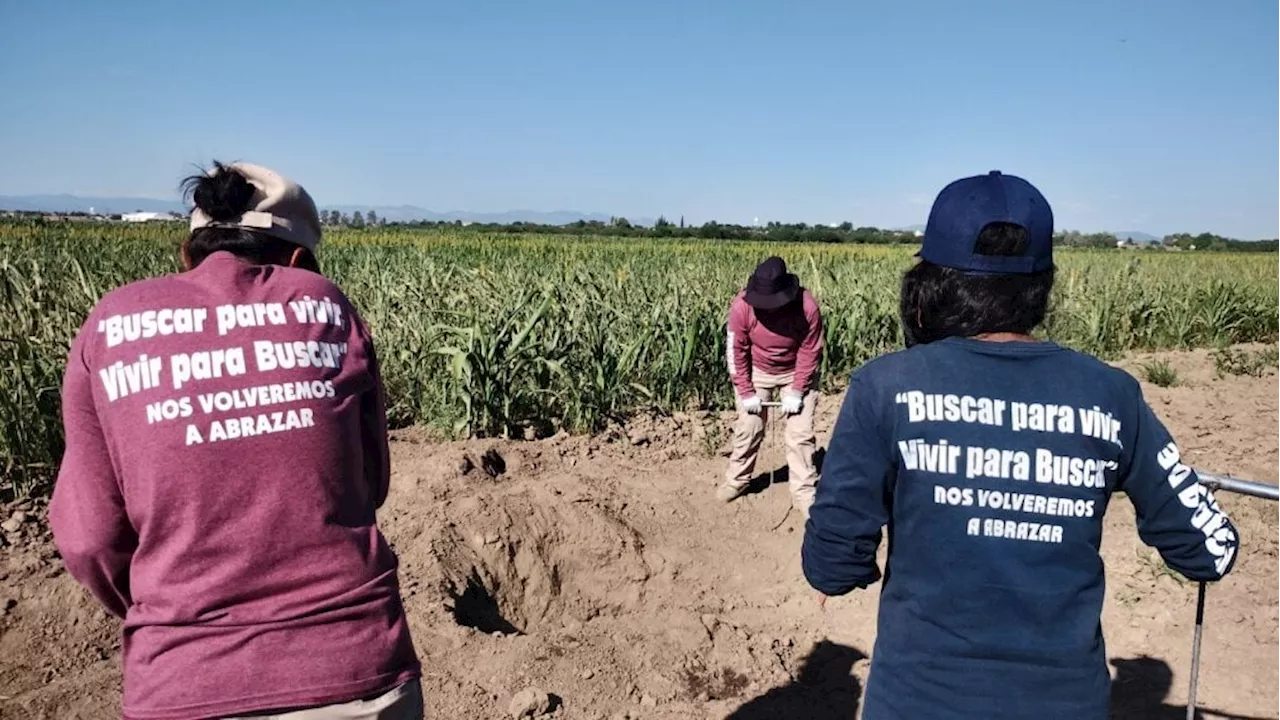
[1,219,1276,501]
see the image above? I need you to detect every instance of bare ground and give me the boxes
[1,348,1276,720]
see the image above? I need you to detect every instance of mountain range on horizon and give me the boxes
[0,193,1172,242]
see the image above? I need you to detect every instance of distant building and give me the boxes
[121,211,172,222]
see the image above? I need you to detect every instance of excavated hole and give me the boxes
[442,531,564,636]
[436,490,651,637]
[451,568,523,635]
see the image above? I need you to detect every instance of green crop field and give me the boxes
[2,220,1277,500]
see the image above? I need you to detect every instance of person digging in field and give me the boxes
[718,256,824,519]
[801,171,1240,720]
[49,162,422,720]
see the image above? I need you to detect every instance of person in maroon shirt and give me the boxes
[49,162,422,720]
[718,256,825,519]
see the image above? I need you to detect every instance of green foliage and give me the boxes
[1163,232,1279,252]
[1140,360,1179,388]
[1210,346,1279,378]
[0,226,177,499]
[1,220,1277,501]
[1055,230,1122,249]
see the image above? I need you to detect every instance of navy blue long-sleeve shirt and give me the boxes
[802,337,1239,720]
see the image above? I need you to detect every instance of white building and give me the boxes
[121,211,171,222]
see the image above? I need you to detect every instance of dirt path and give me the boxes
[1,349,1276,719]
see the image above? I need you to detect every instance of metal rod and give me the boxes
[1196,471,1279,502]
[1186,581,1207,720]
[1178,472,1272,720]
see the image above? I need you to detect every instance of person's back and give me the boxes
[50,163,420,719]
[801,171,1238,720]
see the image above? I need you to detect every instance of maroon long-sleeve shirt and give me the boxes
[726,289,824,398]
[49,251,419,720]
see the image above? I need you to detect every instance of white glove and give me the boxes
[780,391,804,415]
[741,395,763,415]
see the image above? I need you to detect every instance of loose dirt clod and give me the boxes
[508,687,552,718]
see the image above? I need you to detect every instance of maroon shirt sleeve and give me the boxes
[352,312,391,508]
[727,294,756,398]
[49,325,138,619]
[791,291,825,393]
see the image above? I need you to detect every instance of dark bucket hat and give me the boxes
[744,256,800,310]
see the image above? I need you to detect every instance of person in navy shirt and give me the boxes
[801,171,1239,720]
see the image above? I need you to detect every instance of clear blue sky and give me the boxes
[1,0,1276,238]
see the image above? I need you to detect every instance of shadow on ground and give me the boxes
[725,640,865,720]
[1110,655,1274,720]
[747,448,827,492]
[724,651,1274,719]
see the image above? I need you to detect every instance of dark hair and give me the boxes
[900,222,1054,347]
[180,161,318,271]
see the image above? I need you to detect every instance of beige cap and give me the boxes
[189,162,322,251]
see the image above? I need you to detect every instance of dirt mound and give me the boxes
[1,348,1277,719]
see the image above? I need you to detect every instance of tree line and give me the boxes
[317,211,1278,251]
[0,209,1271,251]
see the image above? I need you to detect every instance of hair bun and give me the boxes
[185,162,256,222]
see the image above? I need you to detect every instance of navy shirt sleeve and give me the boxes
[1116,380,1239,581]
[802,372,892,595]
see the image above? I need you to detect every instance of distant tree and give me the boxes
[367,210,378,226]
[805,226,842,243]
[838,221,853,232]
[652,215,672,237]
[679,215,685,229]
[1054,230,1083,247]
[611,216,631,229]
[765,224,800,243]
[352,211,365,227]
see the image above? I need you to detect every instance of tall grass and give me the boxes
[2,220,1277,500]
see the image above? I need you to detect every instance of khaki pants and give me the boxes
[226,680,423,720]
[725,371,819,514]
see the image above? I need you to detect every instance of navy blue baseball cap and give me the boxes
[919,170,1054,274]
